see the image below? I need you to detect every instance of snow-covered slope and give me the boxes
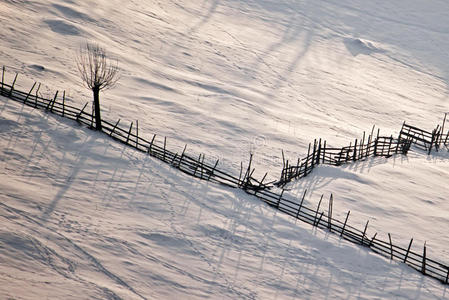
[1,98,447,299]
[1,0,449,298]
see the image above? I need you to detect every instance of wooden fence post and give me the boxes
[47,90,58,111]
[316,212,324,227]
[328,194,333,231]
[341,210,350,237]
[311,139,317,168]
[8,73,18,97]
[136,120,139,147]
[126,122,134,143]
[148,134,156,154]
[163,137,167,161]
[76,102,89,122]
[314,195,323,226]
[24,82,36,103]
[34,83,41,108]
[353,139,357,161]
[316,138,321,165]
[305,143,311,175]
[200,154,205,179]
[109,119,121,137]
[1,66,5,95]
[207,159,219,180]
[360,131,365,159]
[277,189,284,208]
[404,238,413,263]
[296,189,307,218]
[362,220,369,245]
[369,233,377,247]
[440,113,447,147]
[422,242,427,274]
[374,129,380,156]
[238,162,243,187]
[322,140,327,164]
[62,91,65,117]
[178,144,187,167]
[388,233,394,260]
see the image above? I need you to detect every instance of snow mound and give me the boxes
[344,38,386,56]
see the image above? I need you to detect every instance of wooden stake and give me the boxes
[24,82,36,103]
[341,210,350,237]
[126,122,134,144]
[323,140,327,164]
[440,113,447,147]
[148,134,156,153]
[388,233,394,260]
[305,143,311,175]
[178,144,187,167]
[314,195,323,226]
[277,189,284,208]
[238,162,243,187]
[369,232,377,247]
[328,194,333,231]
[404,238,413,263]
[296,189,307,218]
[163,137,167,161]
[362,220,369,245]
[47,90,58,111]
[76,102,89,122]
[422,242,427,274]
[316,212,324,227]
[360,131,365,159]
[316,138,321,165]
[9,73,18,97]
[1,66,5,95]
[62,91,65,117]
[200,154,205,179]
[109,119,121,137]
[34,83,41,107]
[311,139,317,168]
[207,159,219,180]
[136,120,139,147]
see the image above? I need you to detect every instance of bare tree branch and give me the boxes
[76,43,120,130]
[76,43,120,91]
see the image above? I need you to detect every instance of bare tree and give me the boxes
[76,43,119,130]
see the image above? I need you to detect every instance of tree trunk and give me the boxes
[93,86,102,130]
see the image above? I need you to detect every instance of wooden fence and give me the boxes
[1,67,448,285]
[399,119,449,154]
[278,117,449,187]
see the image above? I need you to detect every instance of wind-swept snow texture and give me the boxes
[0,98,448,299]
[1,0,449,298]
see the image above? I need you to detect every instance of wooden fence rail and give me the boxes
[1,68,448,285]
[277,117,448,187]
